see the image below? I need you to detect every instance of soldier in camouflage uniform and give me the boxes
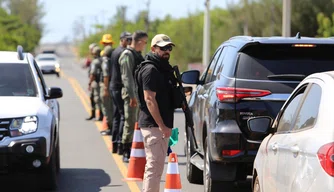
[88,46,103,120]
[119,31,148,162]
[99,34,114,135]
[86,43,98,120]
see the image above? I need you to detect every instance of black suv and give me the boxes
[181,34,334,191]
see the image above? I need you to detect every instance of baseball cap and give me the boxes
[151,34,175,48]
[89,43,97,50]
[120,31,132,39]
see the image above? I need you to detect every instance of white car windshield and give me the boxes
[37,57,56,61]
[0,64,38,97]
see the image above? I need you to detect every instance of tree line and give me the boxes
[76,0,334,71]
[0,0,44,52]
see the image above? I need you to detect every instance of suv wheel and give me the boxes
[204,138,234,192]
[186,132,203,184]
[40,147,58,190]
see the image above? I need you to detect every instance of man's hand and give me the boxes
[159,125,172,138]
[130,98,137,107]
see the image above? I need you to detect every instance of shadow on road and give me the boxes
[0,168,112,192]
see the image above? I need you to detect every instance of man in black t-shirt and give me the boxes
[135,34,175,192]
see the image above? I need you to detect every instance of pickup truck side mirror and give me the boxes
[247,116,272,140]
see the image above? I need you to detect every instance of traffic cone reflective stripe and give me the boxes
[164,153,182,192]
[123,122,146,181]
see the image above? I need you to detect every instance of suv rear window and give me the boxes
[236,44,334,80]
[0,64,37,97]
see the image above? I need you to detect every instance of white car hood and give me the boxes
[0,97,48,118]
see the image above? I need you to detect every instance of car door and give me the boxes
[262,83,309,192]
[279,82,322,192]
[195,47,222,152]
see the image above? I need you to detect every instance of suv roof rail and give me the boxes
[295,32,301,39]
[17,45,24,60]
[229,36,253,41]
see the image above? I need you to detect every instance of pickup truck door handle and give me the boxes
[290,145,300,157]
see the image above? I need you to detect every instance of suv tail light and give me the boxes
[317,142,334,177]
[216,87,271,103]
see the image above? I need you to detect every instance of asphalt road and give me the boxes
[3,43,252,192]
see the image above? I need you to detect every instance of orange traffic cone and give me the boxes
[102,116,108,130]
[164,152,182,192]
[123,122,146,181]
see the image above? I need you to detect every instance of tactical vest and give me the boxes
[125,48,144,77]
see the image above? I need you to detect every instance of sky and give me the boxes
[40,0,236,43]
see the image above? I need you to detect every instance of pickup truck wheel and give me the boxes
[253,176,260,192]
[186,132,203,184]
[204,138,234,192]
[40,148,58,190]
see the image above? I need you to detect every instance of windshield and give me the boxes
[236,44,334,80]
[0,64,38,97]
[37,57,56,61]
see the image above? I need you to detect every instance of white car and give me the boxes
[35,53,61,77]
[0,46,62,190]
[248,71,334,192]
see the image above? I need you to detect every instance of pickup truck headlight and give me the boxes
[9,116,38,136]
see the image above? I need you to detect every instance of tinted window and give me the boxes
[212,47,228,80]
[221,46,238,77]
[204,48,222,83]
[292,84,321,131]
[276,87,306,133]
[236,44,334,80]
[0,64,37,97]
[37,57,56,61]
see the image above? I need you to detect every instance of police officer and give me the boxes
[119,31,148,162]
[86,43,98,120]
[99,34,114,135]
[109,31,132,154]
[88,46,103,120]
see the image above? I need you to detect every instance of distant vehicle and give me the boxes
[181,34,334,191]
[249,71,334,192]
[42,50,57,55]
[0,45,63,190]
[35,53,61,77]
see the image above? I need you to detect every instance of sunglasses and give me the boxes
[159,45,173,51]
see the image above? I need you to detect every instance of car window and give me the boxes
[0,64,38,97]
[37,57,56,61]
[204,48,222,83]
[212,47,228,81]
[236,44,334,80]
[276,85,307,133]
[291,84,321,132]
[221,46,238,77]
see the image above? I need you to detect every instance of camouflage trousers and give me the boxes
[100,83,113,126]
[92,81,102,110]
[122,88,138,144]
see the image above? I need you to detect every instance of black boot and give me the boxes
[112,142,118,153]
[122,143,132,163]
[117,143,123,155]
[85,110,95,120]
